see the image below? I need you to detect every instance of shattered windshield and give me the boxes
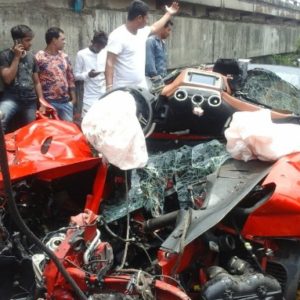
[239,68,300,114]
[102,140,230,222]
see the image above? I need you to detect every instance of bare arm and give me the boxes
[151,2,179,35]
[1,45,23,85]
[33,72,47,113]
[105,52,117,91]
[70,88,77,105]
[65,56,77,104]
[32,72,44,99]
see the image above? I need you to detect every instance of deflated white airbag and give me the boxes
[81,91,148,170]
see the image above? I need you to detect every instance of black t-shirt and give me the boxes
[0,49,39,101]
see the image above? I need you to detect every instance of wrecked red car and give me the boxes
[0,60,300,300]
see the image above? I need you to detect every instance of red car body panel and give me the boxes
[0,119,100,187]
[242,152,300,237]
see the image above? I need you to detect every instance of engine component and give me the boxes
[46,233,66,252]
[202,258,282,300]
[87,241,114,280]
[32,254,46,287]
[174,89,188,101]
[228,256,251,275]
[205,233,236,253]
[143,210,178,232]
[84,229,101,265]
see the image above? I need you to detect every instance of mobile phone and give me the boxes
[13,39,26,57]
[14,39,22,46]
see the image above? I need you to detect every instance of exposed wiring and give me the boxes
[101,217,153,265]
[152,231,164,242]
[153,274,186,292]
[232,219,264,274]
[118,170,131,270]
[10,281,35,299]
[41,221,99,243]
[101,217,135,243]
[135,243,153,265]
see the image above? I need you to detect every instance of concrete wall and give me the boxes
[167,17,300,67]
[0,1,299,69]
[183,0,300,20]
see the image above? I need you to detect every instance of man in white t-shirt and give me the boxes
[105,0,179,91]
[74,31,108,116]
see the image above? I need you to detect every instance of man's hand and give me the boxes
[39,104,47,115]
[165,2,179,15]
[106,84,113,92]
[13,44,24,59]
[88,69,101,78]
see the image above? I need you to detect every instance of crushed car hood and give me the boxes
[0,119,99,186]
[161,158,272,253]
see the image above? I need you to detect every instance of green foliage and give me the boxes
[270,40,300,65]
[296,39,300,54]
[252,40,300,66]
[271,53,296,66]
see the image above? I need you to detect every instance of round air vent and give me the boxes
[174,89,188,101]
[191,94,204,106]
[208,95,222,107]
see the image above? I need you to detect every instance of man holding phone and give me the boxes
[0,24,44,133]
[74,31,108,117]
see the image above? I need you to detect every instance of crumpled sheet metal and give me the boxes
[102,140,229,222]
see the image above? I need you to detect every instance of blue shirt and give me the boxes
[145,35,167,78]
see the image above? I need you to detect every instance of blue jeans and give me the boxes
[0,91,37,133]
[48,100,73,122]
